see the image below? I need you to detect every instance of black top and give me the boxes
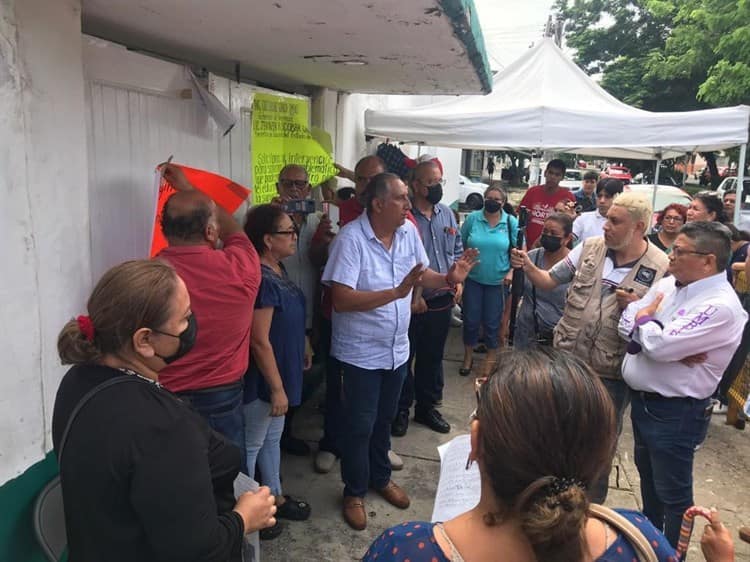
[52,364,244,562]
[647,231,670,253]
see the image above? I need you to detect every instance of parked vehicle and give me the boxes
[601,165,632,183]
[716,176,750,199]
[627,184,692,226]
[457,174,488,209]
[560,169,584,190]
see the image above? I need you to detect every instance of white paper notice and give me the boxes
[233,473,261,562]
[431,434,481,522]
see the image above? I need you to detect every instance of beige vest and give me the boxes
[554,237,669,379]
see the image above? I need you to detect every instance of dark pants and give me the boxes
[589,377,631,504]
[318,317,343,456]
[340,361,407,498]
[177,381,247,473]
[631,391,711,548]
[398,293,454,413]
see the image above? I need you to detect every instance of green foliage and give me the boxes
[556,0,750,108]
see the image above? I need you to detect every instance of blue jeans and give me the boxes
[243,399,285,496]
[399,294,454,413]
[340,361,407,498]
[318,318,343,456]
[589,378,631,503]
[631,391,711,547]
[462,278,504,349]
[177,381,246,473]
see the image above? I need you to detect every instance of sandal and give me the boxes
[276,495,311,521]
[259,520,284,540]
[459,361,473,377]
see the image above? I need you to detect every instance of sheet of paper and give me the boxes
[233,473,261,562]
[431,434,481,522]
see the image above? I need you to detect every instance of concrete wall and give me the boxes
[0,0,90,485]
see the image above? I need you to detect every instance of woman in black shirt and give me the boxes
[52,260,276,562]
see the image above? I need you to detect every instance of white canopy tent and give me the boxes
[365,38,750,222]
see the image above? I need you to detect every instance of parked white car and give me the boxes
[716,176,750,199]
[560,169,584,190]
[457,174,488,209]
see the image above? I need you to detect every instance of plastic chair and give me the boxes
[33,475,67,562]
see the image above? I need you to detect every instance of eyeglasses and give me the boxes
[278,179,309,189]
[271,229,297,236]
[671,246,711,258]
[416,178,446,187]
[662,215,684,223]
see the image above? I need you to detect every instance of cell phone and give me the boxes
[283,199,316,215]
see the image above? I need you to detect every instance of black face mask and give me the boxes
[540,234,563,253]
[426,184,443,205]
[484,199,502,213]
[152,314,198,364]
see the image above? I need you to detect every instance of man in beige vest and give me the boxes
[510,192,669,502]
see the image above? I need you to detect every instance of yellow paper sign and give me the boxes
[251,93,338,204]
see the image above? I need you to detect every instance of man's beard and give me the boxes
[606,230,633,251]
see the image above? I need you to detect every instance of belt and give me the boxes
[637,391,707,402]
[176,380,242,395]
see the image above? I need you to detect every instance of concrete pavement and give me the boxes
[261,328,750,561]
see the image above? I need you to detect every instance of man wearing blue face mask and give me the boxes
[392,160,464,436]
[157,164,261,468]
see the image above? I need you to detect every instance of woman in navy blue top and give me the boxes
[363,348,680,562]
[243,204,312,539]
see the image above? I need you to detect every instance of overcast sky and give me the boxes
[473,0,555,70]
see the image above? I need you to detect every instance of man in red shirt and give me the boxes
[518,159,575,247]
[156,164,260,468]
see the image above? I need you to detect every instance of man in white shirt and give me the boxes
[619,221,747,548]
[322,173,476,531]
[572,178,624,243]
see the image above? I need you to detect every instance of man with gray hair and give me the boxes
[619,221,747,547]
[322,172,477,531]
[511,192,669,502]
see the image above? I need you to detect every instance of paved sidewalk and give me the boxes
[261,328,750,561]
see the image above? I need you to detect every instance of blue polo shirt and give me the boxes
[411,203,463,300]
[460,209,518,286]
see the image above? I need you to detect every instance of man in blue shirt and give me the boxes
[322,173,476,531]
[393,161,463,436]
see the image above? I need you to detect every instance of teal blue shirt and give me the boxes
[460,209,519,285]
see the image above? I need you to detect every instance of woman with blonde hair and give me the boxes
[53,259,275,562]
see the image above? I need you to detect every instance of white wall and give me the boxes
[0,0,90,484]
[82,36,308,279]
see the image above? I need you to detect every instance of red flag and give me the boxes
[150,165,251,256]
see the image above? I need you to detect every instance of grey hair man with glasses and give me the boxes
[271,164,333,456]
[619,220,747,548]
[391,160,463,437]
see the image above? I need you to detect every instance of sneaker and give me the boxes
[314,450,337,474]
[712,401,728,415]
[388,450,404,470]
[391,409,409,437]
[259,520,284,540]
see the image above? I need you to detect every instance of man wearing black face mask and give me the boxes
[156,164,261,468]
[392,160,464,436]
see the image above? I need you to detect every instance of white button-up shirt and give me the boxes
[322,212,429,370]
[619,272,747,399]
[573,210,607,243]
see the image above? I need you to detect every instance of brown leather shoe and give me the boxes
[375,480,410,509]
[342,496,366,530]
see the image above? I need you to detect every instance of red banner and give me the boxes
[150,164,251,256]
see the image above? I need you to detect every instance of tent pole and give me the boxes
[735,143,747,225]
[650,155,662,233]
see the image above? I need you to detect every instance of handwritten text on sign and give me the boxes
[251,93,337,204]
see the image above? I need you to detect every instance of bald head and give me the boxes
[161,191,217,245]
[354,155,386,198]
